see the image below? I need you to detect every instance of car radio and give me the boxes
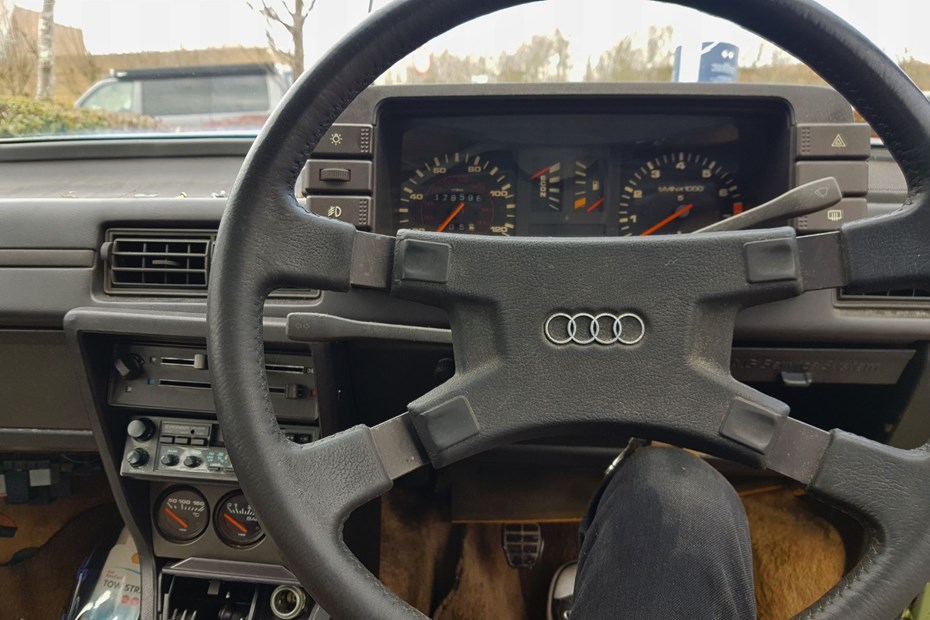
[119,415,319,483]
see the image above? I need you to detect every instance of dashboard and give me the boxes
[0,81,920,619]
[384,102,790,237]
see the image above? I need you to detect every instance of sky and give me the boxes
[9,0,930,80]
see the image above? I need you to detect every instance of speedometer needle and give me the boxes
[639,204,694,236]
[436,202,465,232]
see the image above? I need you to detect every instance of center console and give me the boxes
[102,336,323,619]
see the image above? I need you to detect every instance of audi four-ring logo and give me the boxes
[544,312,646,346]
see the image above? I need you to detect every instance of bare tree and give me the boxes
[497,31,571,83]
[248,0,316,76]
[36,0,55,99]
[586,26,674,83]
[0,21,37,97]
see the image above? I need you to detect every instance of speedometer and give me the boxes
[618,152,743,236]
[396,152,516,236]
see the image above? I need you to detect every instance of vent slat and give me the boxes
[112,267,206,273]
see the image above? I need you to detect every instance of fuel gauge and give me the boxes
[572,159,605,213]
[215,491,264,547]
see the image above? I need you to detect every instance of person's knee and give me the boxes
[597,446,747,539]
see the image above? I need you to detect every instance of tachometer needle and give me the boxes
[639,204,694,236]
[165,507,189,529]
[223,513,248,534]
[436,202,465,232]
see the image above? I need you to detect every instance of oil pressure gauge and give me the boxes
[215,491,264,547]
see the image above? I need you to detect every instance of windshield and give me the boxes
[0,0,925,139]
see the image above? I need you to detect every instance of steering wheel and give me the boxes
[207,0,930,617]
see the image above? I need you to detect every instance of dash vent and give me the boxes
[838,288,930,306]
[103,228,318,299]
[104,229,212,295]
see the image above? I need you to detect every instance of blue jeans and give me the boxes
[573,446,757,620]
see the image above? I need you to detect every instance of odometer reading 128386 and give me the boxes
[618,152,743,236]
[397,152,516,236]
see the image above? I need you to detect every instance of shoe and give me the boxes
[547,561,577,620]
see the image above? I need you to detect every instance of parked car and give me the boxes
[75,63,293,129]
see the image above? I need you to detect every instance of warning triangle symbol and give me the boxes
[831,134,847,148]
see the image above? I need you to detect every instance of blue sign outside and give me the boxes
[699,42,739,83]
[673,41,739,83]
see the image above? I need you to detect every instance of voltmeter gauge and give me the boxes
[155,487,208,543]
[215,491,264,547]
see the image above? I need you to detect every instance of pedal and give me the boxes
[501,523,544,569]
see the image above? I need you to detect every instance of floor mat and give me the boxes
[379,487,458,614]
[380,483,846,620]
[0,503,123,620]
[742,486,846,620]
[0,472,114,565]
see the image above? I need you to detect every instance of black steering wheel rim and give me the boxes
[208,1,930,618]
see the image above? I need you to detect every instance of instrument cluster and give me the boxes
[384,100,791,237]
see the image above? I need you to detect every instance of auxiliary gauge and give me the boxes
[215,491,264,547]
[154,487,208,543]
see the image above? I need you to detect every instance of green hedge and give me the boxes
[0,97,159,138]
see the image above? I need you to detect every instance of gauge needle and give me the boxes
[586,197,605,213]
[436,202,465,232]
[223,513,248,534]
[530,165,551,180]
[639,204,694,236]
[165,507,188,529]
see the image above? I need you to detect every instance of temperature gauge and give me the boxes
[215,491,264,547]
[155,487,208,543]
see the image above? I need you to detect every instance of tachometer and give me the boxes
[397,152,516,236]
[618,152,742,236]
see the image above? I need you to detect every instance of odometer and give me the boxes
[618,152,743,236]
[397,152,516,236]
